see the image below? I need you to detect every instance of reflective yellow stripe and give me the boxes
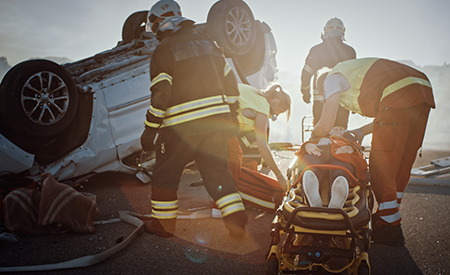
[378,200,397,211]
[241,136,251,147]
[145,120,161,128]
[380,211,402,224]
[249,142,258,149]
[303,64,314,74]
[151,72,173,88]
[149,105,166,118]
[152,210,178,219]
[162,105,230,127]
[381,77,432,101]
[227,95,239,104]
[216,193,242,209]
[151,200,178,209]
[301,84,311,90]
[239,192,275,209]
[224,62,232,76]
[221,202,246,217]
[313,90,323,101]
[166,95,227,116]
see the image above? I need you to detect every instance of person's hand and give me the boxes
[276,172,288,192]
[140,128,159,151]
[302,92,311,104]
[305,142,322,156]
[344,128,365,144]
[335,145,355,154]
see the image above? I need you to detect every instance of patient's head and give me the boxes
[329,126,345,137]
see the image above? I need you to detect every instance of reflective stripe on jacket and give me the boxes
[145,23,239,136]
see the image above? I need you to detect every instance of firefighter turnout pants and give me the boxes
[370,103,431,226]
[150,128,246,235]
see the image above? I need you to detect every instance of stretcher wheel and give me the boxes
[358,264,370,275]
[265,258,278,275]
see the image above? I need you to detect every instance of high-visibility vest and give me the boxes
[237,84,271,132]
[329,58,433,117]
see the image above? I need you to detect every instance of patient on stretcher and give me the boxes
[296,126,367,209]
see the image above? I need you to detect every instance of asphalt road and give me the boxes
[1,149,449,275]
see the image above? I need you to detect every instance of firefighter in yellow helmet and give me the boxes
[141,0,247,238]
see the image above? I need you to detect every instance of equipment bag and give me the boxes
[236,167,285,213]
[1,178,37,221]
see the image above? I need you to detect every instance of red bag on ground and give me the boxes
[0,178,37,221]
[236,167,285,213]
[3,173,99,235]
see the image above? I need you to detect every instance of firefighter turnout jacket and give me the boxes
[301,37,356,101]
[145,22,240,137]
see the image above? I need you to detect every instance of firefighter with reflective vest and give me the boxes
[140,0,247,238]
[300,17,356,128]
[214,83,291,217]
[314,58,435,246]
[234,83,291,190]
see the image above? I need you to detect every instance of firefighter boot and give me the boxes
[144,218,176,238]
[223,210,248,238]
[372,224,405,246]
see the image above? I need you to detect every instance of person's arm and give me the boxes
[142,45,173,150]
[254,112,287,191]
[344,122,373,144]
[300,50,315,104]
[360,122,373,135]
[311,92,340,138]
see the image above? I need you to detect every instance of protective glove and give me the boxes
[302,92,311,104]
[140,127,159,151]
[344,128,364,144]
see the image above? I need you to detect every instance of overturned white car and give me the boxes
[0,0,278,184]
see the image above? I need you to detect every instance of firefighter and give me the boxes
[141,0,247,238]
[234,83,291,189]
[213,83,291,218]
[313,58,435,246]
[300,17,356,128]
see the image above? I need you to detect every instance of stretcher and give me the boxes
[265,154,374,274]
[410,156,450,177]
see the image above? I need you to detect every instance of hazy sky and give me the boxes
[1,0,449,73]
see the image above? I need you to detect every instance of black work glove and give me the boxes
[140,127,159,152]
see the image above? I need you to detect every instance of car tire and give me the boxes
[122,11,148,43]
[0,59,78,137]
[206,0,256,57]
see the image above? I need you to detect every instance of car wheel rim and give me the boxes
[225,7,252,47]
[21,71,70,126]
